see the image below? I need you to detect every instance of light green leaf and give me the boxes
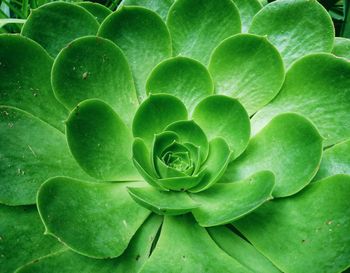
[120,0,175,20]
[251,53,350,147]
[66,99,139,181]
[166,0,241,64]
[208,226,282,273]
[0,34,67,131]
[0,107,89,205]
[21,2,99,57]
[224,113,322,197]
[165,120,209,161]
[77,2,112,24]
[128,186,199,215]
[37,177,150,259]
[0,18,26,28]
[249,0,334,67]
[16,214,162,273]
[140,215,251,273]
[192,95,250,159]
[132,94,187,147]
[234,174,350,273]
[146,57,213,112]
[156,170,205,191]
[232,0,262,32]
[332,37,350,60]
[209,34,285,115]
[98,6,172,101]
[314,139,350,181]
[189,138,232,193]
[191,171,275,227]
[0,205,64,273]
[52,36,138,128]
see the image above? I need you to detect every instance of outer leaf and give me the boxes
[37,177,150,259]
[251,53,350,147]
[232,0,262,32]
[98,6,172,101]
[166,0,241,64]
[16,215,162,273]
[77,2,112,24]
[191,171,275,227]
[132,94,187,147]
[208,226,281,273]
[209,34,285,115]
[52,36,138,127]
[128,186,199,215]
[223,113,322,197]
[0,34,67,131]
[120,0,174,21]
[0,205,64,273]
[314,139,350,181]
[146,57,213,112]
[249,0,334,67]
[66,99,138,181]
[140,215,251,273]
[332,37,350,60]
[0,107,88,205]
[165,120,209,161]
[189,138,232,193]
[192,95,250,159]
[234,175,350,273]
[21,2,99,57]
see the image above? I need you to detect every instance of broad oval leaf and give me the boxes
[77,2,112,24]
[98,6,172,101]
[66,99,138,181]
[332,37,350,60]
[22,2,99,57]
[37,177,150,258]
[224,113,323,197]
[52,36,138,128]
[232,0,262,33]
[249,0,334,67]
[167,0,241,64]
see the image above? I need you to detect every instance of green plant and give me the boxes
[1,0,350,272]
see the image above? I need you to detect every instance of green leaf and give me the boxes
[0,205,64,273]
[251,53,350,147]
[139,215,250,273]
[120,0,175,21]
[37,177,150,259]
[156,156,190,178]
[314,139,350,181]
[208,226,282,273]
[66,99,138,181]
[77,2,112,24]
[189,138,232,193]
[98,6,172,101]
[165,120,209,161]
[0,107,89,205]
[234,174,350,273]
[232,0,262,32]
[132,94,187,147]
[166,0,241,64]
[192,95,250,159]
[146,57,213,112]
[0,34,67,131]
[224,113,323,197]
[332,37,350,60]
[21,2,99,57]
[16,214,162,273]
[128,186,199,215]
[191,171,275,227]
[209,34,285,115]
[52,36,138,128]
[156,170,206,191]
[249,0,334,67]
[0,18,26,28]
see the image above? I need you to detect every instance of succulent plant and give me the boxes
[1,0,350,272]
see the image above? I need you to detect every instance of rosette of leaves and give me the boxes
[1,0,350,272]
